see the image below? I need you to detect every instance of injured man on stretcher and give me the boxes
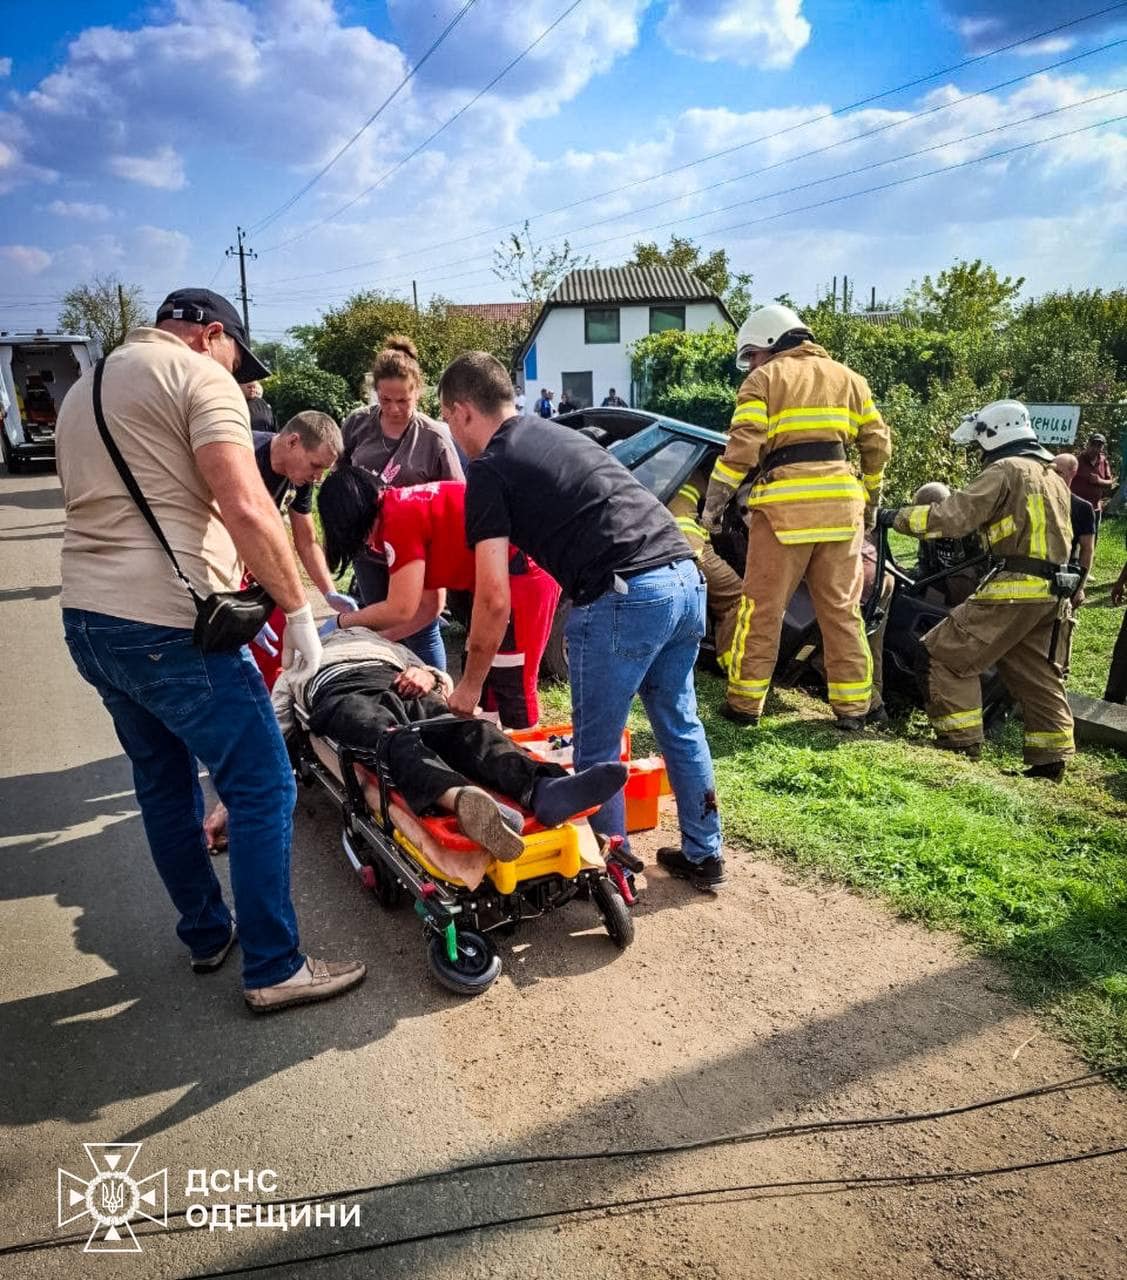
[206,627,627,862]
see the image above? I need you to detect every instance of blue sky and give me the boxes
[1,0,1125,341]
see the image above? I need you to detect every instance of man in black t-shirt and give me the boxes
[254,412,356,634]
[437,351,724,892]
[243,381,276,432]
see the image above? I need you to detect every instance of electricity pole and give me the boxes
[226,226,257,337]
[117,282,128,345]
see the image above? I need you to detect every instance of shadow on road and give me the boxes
[0,484,63,512]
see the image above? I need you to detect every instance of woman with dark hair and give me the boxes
[318,467,560,731]
[338,334,464,668]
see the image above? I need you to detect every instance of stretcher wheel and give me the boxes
[593,877,634,950]
[426,928,502,996]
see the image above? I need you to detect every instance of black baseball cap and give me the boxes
[155,288,271,381]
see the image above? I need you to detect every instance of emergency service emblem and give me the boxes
[57,1142,168,1253]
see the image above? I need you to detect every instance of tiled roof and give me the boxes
[548,267,720,305]
[446,302,533,324]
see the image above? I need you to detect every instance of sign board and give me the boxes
[1028,404,1080,445]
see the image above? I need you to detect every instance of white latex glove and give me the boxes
[325,590,358,613]
[282,603,323,673]
[253,620,278,656]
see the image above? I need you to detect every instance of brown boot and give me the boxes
[244,957,366,1015]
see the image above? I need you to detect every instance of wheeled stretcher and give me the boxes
[289,711,646,995]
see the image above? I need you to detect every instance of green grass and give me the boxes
[541,517,1127,1069]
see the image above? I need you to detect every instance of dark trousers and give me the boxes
[307,677,565,814]
[1105,609,1127,704]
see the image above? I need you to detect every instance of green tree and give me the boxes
[58,276,148,353]
[263,365,354,425]
[903,258,1025,331]
[625,235,752,320]
[493,221,589,315]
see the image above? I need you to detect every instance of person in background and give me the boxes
[56,286,363,1013]
[339,335,463,670]
[1070,433,1117,538]
[438,351,725,894]
[534,388,554,418]
[557,390,579,414]
[602,388,627,407]
[1053,453,1095,606]
[514,387,526,414]
[1106,559,1127,703]
[242,381,275,433]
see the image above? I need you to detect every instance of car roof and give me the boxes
[0,332,94,344]
[553,405,726,448]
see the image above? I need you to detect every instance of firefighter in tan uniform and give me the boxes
[876,399,1076,780]
[701,305,892,727]
[667,468,743,634]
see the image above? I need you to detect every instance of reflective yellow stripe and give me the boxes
[729,677,771,694]
[766,414,857,441]
[862,471,883,491]
[712,459,746,487]
[677,484,700,504]
[1026,494,1047,559]
[675,516,707,540]
[907,505,929,536]
[1025,729,1073,749]
[727,596,755,690]
[748,475,865,506]
[973,576,1053,602]
[774,525,856,544]
[931,708,983,732]
[732,399,768,425]
[987,514,1016,545]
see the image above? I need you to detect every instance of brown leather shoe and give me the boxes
[244,957,366,1015]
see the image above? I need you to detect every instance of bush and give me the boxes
[631,327,739,404]
[648,380,738,433]
[263,365,355,426]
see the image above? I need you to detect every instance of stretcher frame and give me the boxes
[288,709,635,995]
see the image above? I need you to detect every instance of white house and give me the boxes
[517,267,734,409]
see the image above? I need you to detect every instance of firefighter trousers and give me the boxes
[716,513,872,718]
[919,598,1075,766]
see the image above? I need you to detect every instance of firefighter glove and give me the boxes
[701,479,730,534]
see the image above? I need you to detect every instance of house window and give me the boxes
[584,307,620,344]
[649,305,685,333]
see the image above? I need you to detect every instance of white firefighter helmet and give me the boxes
[950,399,1051,460]
[735,304,809,370]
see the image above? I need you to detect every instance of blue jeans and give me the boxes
[565,560,721,862]
[62,610,304,988]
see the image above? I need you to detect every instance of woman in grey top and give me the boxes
[338,334,463,668]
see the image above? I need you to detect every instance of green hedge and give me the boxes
[263,365,355,427]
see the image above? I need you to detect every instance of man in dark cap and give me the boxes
[1070,432,1117,539]
[56,287,365,1015]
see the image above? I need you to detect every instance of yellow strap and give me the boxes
[1024,729,1073,748]
[931,708,984,732]
[973,576,1053,602]
[712,458,746,487]
[1026,493,1047,559]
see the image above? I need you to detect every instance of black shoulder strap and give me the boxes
[91,358,199,600]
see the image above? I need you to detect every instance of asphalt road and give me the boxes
[2,465,1124,1280]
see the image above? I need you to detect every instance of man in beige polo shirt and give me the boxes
[58,287,365,1014]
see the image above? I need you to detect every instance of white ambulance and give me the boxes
[0,329,101,474]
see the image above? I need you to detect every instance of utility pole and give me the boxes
[831,275,837,313]
[117,282,128,345]
[412,280,419,316]
[226,226,257,337]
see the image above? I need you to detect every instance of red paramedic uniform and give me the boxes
[373,482,561,728]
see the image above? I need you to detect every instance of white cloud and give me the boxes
[109,146,187,190]
[659,0,811,71]
[1,245,53,273]
[46,199,112,221]
[0,57,12,78]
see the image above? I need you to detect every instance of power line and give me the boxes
[249,97,1127,311]
[245,0,481,236]
[254,1,1126,270]
[259,0,587,254]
